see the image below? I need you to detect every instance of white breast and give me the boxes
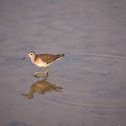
[37,62,48,67]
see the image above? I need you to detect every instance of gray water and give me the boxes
[0,0,126,126]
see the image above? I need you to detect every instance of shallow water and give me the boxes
[0,0,126,126]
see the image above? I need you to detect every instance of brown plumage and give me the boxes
[36,54,64,64]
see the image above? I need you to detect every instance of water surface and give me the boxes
[0,0,126,126]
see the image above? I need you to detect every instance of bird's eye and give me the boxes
[31,54,32,55]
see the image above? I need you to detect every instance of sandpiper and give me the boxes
[22,51,64,76]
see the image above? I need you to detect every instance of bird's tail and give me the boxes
[60,54,65,57]
[58,54,65,58]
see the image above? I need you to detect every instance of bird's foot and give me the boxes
[33,71,48,77]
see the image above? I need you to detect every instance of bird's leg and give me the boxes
[46,67,48,75]
[33,71,47,76]
[33,67,48,76]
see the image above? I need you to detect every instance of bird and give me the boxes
[22,51,64,76]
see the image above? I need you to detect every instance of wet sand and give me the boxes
[0,0,126,126]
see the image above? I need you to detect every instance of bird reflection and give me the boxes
[21,75,63,99]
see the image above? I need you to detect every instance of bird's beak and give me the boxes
[22,55,29,60]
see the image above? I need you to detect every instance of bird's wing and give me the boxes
[37,54,60,64]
